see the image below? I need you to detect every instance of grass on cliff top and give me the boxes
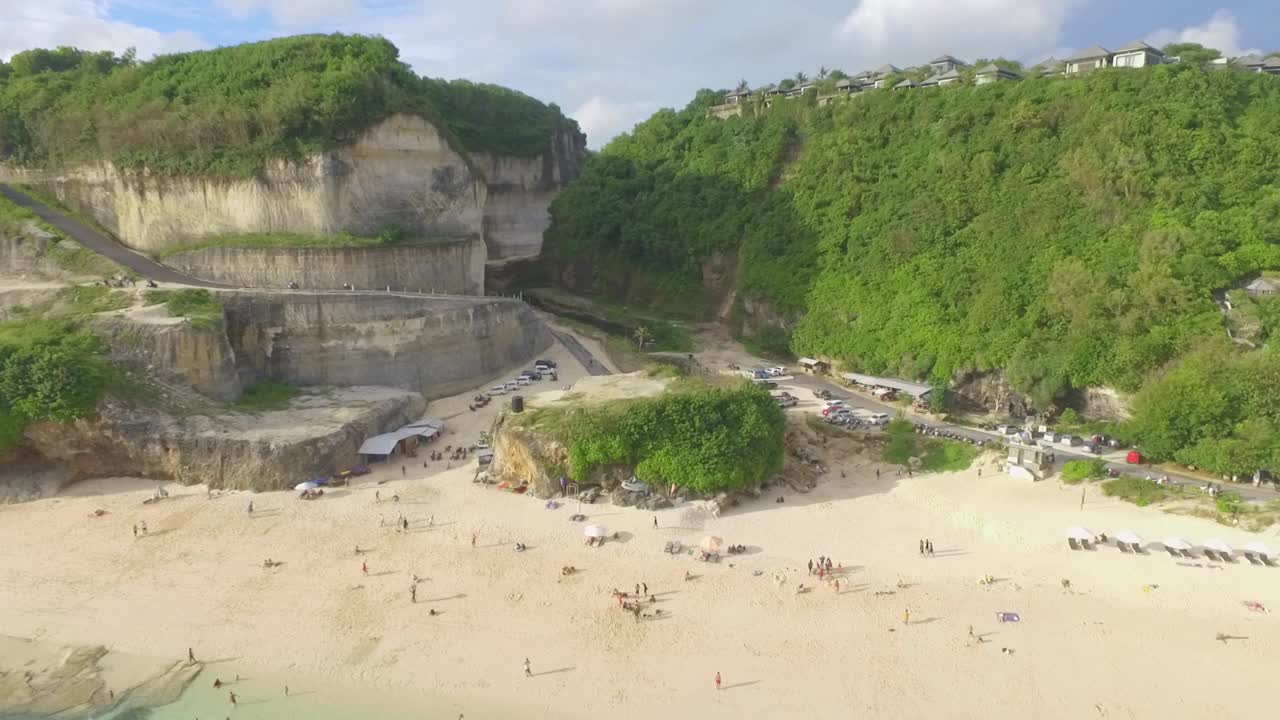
[144,289,224,331]
[235,380,301,412]
[155,227,412,259]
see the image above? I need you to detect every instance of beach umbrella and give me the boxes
[699,536,724,553]
[294,481,319,491]
[584,525,608,538]
[1064,526,1093,541]
[1162,538,1192,551]
[1244,541,1273,559]
[1115,530,1143,546]
[1203,538,1233,556]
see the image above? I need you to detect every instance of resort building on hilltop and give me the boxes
[928,54,967,74]
[1112,41,1165,67]
[974,63,1022,84]
[1064,45,1114,74]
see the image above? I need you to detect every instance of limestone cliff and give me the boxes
[220,291,553,399]
[20,387,424,491]
[474,125,586,259]
[91,309,241,403]
[26,114,487,255]
[165,239,486,295]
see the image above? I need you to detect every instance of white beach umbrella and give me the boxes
[1244,541,1273,558]
[294,481,319,491]
[699,536,724,553]
[1163,538,1192,551]
[1203,538,1233,555]
[1064,526,1093,541]
[584,525,608,538]
[1115,530,1144,546]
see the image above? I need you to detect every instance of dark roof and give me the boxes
[873,64,900,75]
[976,63,1021,77]
[1065,45,1112,62]
[893,79,914,89]
[1265,57,1280,68]
[937,68,962,80]
[834,78,852,88]
[1115,40,1162,54]
[929,54,964,65]
[917,74,941,86]
[1234,54,1266,67]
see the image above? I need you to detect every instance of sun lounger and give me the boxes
[1178,549,1194,559]
[1164,547,1180,558]
[1068,538,1080,550]
[1130,543,1144,554]
[1118,543,1132,553]
[1243,552,1263,565]
[1202,549,1219,561]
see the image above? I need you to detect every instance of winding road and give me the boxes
[553,330,611,376]
[0,184,235,288]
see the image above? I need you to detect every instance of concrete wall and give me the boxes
[165,239,487,295]
[473,125,586,259]
[220,292,553,399]
[28,114,487,254]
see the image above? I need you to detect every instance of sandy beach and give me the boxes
[3,332,1278,719]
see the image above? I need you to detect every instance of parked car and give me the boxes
[753,379,778,389]
[1063,435,1083,447]
[814,389,833,400]
[752,369,770,379]
[516,377,532,386]
[536,359,557,368]
[1042,431,1058,443]
[774,393,798,408]
[822,404,849,417]
[996,424,1019,435]
[520,370,540,381]
[767,366,787,376]
[488,385,507,396]
[823,399,845,410]
[504,381,519,391]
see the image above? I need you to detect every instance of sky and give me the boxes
[2,1,1275,148]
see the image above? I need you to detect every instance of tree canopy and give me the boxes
[545,65,1280,475]
[0,34,577,176]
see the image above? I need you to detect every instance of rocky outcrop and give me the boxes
[950,368,1036,416]
[20,386,424,490]
[1074,386,1133,422]
[220,291,552,399]
[91,310,241,403]
[165,239,486,295]
[24,114,486,255]
[473,125,586,259]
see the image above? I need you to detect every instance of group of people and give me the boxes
[919,539,936,557]
[613,584,662,621]
[807,555,839,578]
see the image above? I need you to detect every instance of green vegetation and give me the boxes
[0,192,124,276]
[883,418,978,472]
[144,289,223,330]
[156,230,402,258]
[60,285,131,314]
[1061,459,1107,485]
[1101,476,1185,506]
[547,64,1280,476]
[235,380,301,412]
[0,318,112,450]
[528,382,785,494]
[0,35,576,177]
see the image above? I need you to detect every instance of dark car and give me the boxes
[536,359,557,368]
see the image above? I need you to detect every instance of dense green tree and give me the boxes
[0,320,112,450]
[1161,43,1222,65]
[546,64,1280,474]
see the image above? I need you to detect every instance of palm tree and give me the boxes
[817,66,829,80]
[735,78,750,93]
[794,71,809,84]
[632,325,653,350]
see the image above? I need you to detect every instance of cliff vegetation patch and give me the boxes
[520,381,785,494]
[143,289,224,331]
[0,35,577,176]
[0,318,113,450]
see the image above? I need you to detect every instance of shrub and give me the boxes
[145,289,223,331]
[1061,459,1106,485]
[0,319,112,450]
[235,380,300,411]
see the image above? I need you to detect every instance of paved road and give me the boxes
[553,330,611,376]
[0,184,236,288]
[779,371,1279,503]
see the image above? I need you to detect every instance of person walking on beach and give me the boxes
[653,516,658,529]
[524,658,532,677]
[362,561,368,576]
[140,520,147,536]
[927,540,934,556]
[132,524,138,539]
[229,691,237,706]
[715,672,722,691]
[876,468,881,480]
[808,559,814,574]
[471,533,477,548]
[903,608,911,626]
[919,539,924,556]
[411,584,417,603]
[247,500,254,515]
[285,685,289,696]
[642,582,648,595]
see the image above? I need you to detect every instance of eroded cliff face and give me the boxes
[166,239,486,295]
[91,310,241,403]
[474,125,586,259]
[20,387,424,491]
[29,114,487,254]
[220,291,553,399]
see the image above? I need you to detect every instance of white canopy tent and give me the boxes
[1163,537,1192,551]
[1115,530,1144,546]
[1064,526,1093,541]
[1203,538,1234,555]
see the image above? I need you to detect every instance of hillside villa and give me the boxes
[710,43,1280,117]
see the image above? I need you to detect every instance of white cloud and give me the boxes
[1147,10,1261,59]
[1,0,207,61]
[212,0,360,26]
[571,96,658,145]
[836,0,1082,66]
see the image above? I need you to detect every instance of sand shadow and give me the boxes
[249,509,283,518]
[140,528,176,538]
[721,680,761,690]
[912,617,941,625]
[612,531,634,544]
[366,570,397,578]
[839,583,868,594]
[425,593,467,602]
[929,549,968,558]
[535,667,575,676]
[286,690,317,698]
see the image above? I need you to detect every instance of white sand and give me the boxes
[2,328,1278,719]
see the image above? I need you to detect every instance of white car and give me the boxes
[516,377,532,386]
[823,399,845,410]
[768,366,787,376]
[535,364,551,373]
[504,381,519,391]
[488,385,507,396]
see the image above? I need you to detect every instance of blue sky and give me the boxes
[3,1,1274,147]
